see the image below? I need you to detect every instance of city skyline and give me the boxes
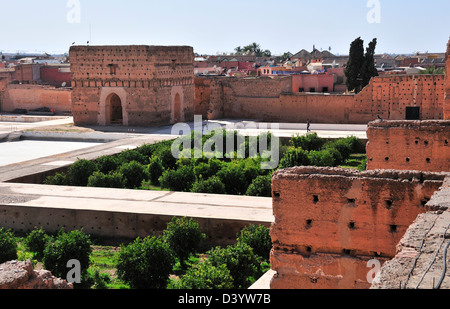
[0,0,449,56]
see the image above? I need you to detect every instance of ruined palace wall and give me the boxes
[366,120,450,172]
[70,45,195,126]
[270,167,446,289]
[1,84,72,114]
[195,74,444,124]
[445,40,450,120]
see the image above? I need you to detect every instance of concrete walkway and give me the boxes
[0,182,274,223]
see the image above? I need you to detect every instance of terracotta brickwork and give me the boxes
[195,74,444,124]
[69,45,195,126]
[445,40,450,120]
[270,167,446,289]
[0,83,72,114]
[366,120,450,172]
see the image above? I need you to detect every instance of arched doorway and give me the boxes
[173,93,182,123]
[108,93,123,125]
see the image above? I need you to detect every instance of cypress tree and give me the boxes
[345,37,378,94]
[361,38,379,87]
[345,37,365,93]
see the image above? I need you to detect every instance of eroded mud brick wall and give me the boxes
[194,74,444,124]
[270,167,446,289]
[70,45,195,126]
[366,120,450,172]
[445,40,450,120]
[1,84,72,114]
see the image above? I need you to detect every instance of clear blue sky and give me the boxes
[1,0,449,56]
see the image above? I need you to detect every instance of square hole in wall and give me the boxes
[313,195,319,204]
[385,199,393,209]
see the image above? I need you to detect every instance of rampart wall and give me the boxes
[0,84,72,115]
[70,45,195,126]
[366,120,450,172]
[270,167,446,289]
[195,74,444,124]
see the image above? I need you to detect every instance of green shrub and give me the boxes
[207,242,261,289]
[23,227,53,260]
[246,175,272,197]
[289,133,325,151]
[308,149,337,167]
[238,159,264,186]
[68,159,98,187]
[43,229,92,281]
[87,268,111,290]
[358,158,367,171]
[148,156,165,186]
[342,136,366,154]
[155,147,178,170]
[193,159,223,180]
[116,236,175,289]
[324,147,344,165]
[279,147,310,169]
[87,171,125,189]
[95,155,120,174]
[216,163,248,195]
[324,139,353,161]
[136,140,174,159]
[168,261,234,289]
[163,217,206,266]
[191,176,226,194]
[159,165,195,192]
[44,173,68,186]
[117,149,148,165]
[0,228,18,264]
[119,161,149,189]
[236,225,272,261]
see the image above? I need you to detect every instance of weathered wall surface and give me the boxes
[366,120,450,172]
[195,74,444,124]
[1,84,72,114]
[70,45,195,126]
[445,40,450,120]
[270,167,446,289]
[371,176,450,289]
[0,204,269,248]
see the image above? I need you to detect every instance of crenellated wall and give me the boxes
[366,120,450,172]
[69,45,195,126]
[195,74,445,124]
[270,167,446,289]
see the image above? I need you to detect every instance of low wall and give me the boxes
[0,203,266,248]
[270,167,446,289]
[1,84,72,115]
[195,74,445,124]
[366,120,450,172]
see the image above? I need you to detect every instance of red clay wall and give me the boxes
[270,167,445,289]
[70,45,195,126]
[366,120,450,172]
[1,84,72,114]
[195,74,444,124]
[445,40,450,120]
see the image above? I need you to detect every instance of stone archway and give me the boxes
[171,86,185,124]
[108,93,123,124]
[173,93,182,124]
[99,87,128,126]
